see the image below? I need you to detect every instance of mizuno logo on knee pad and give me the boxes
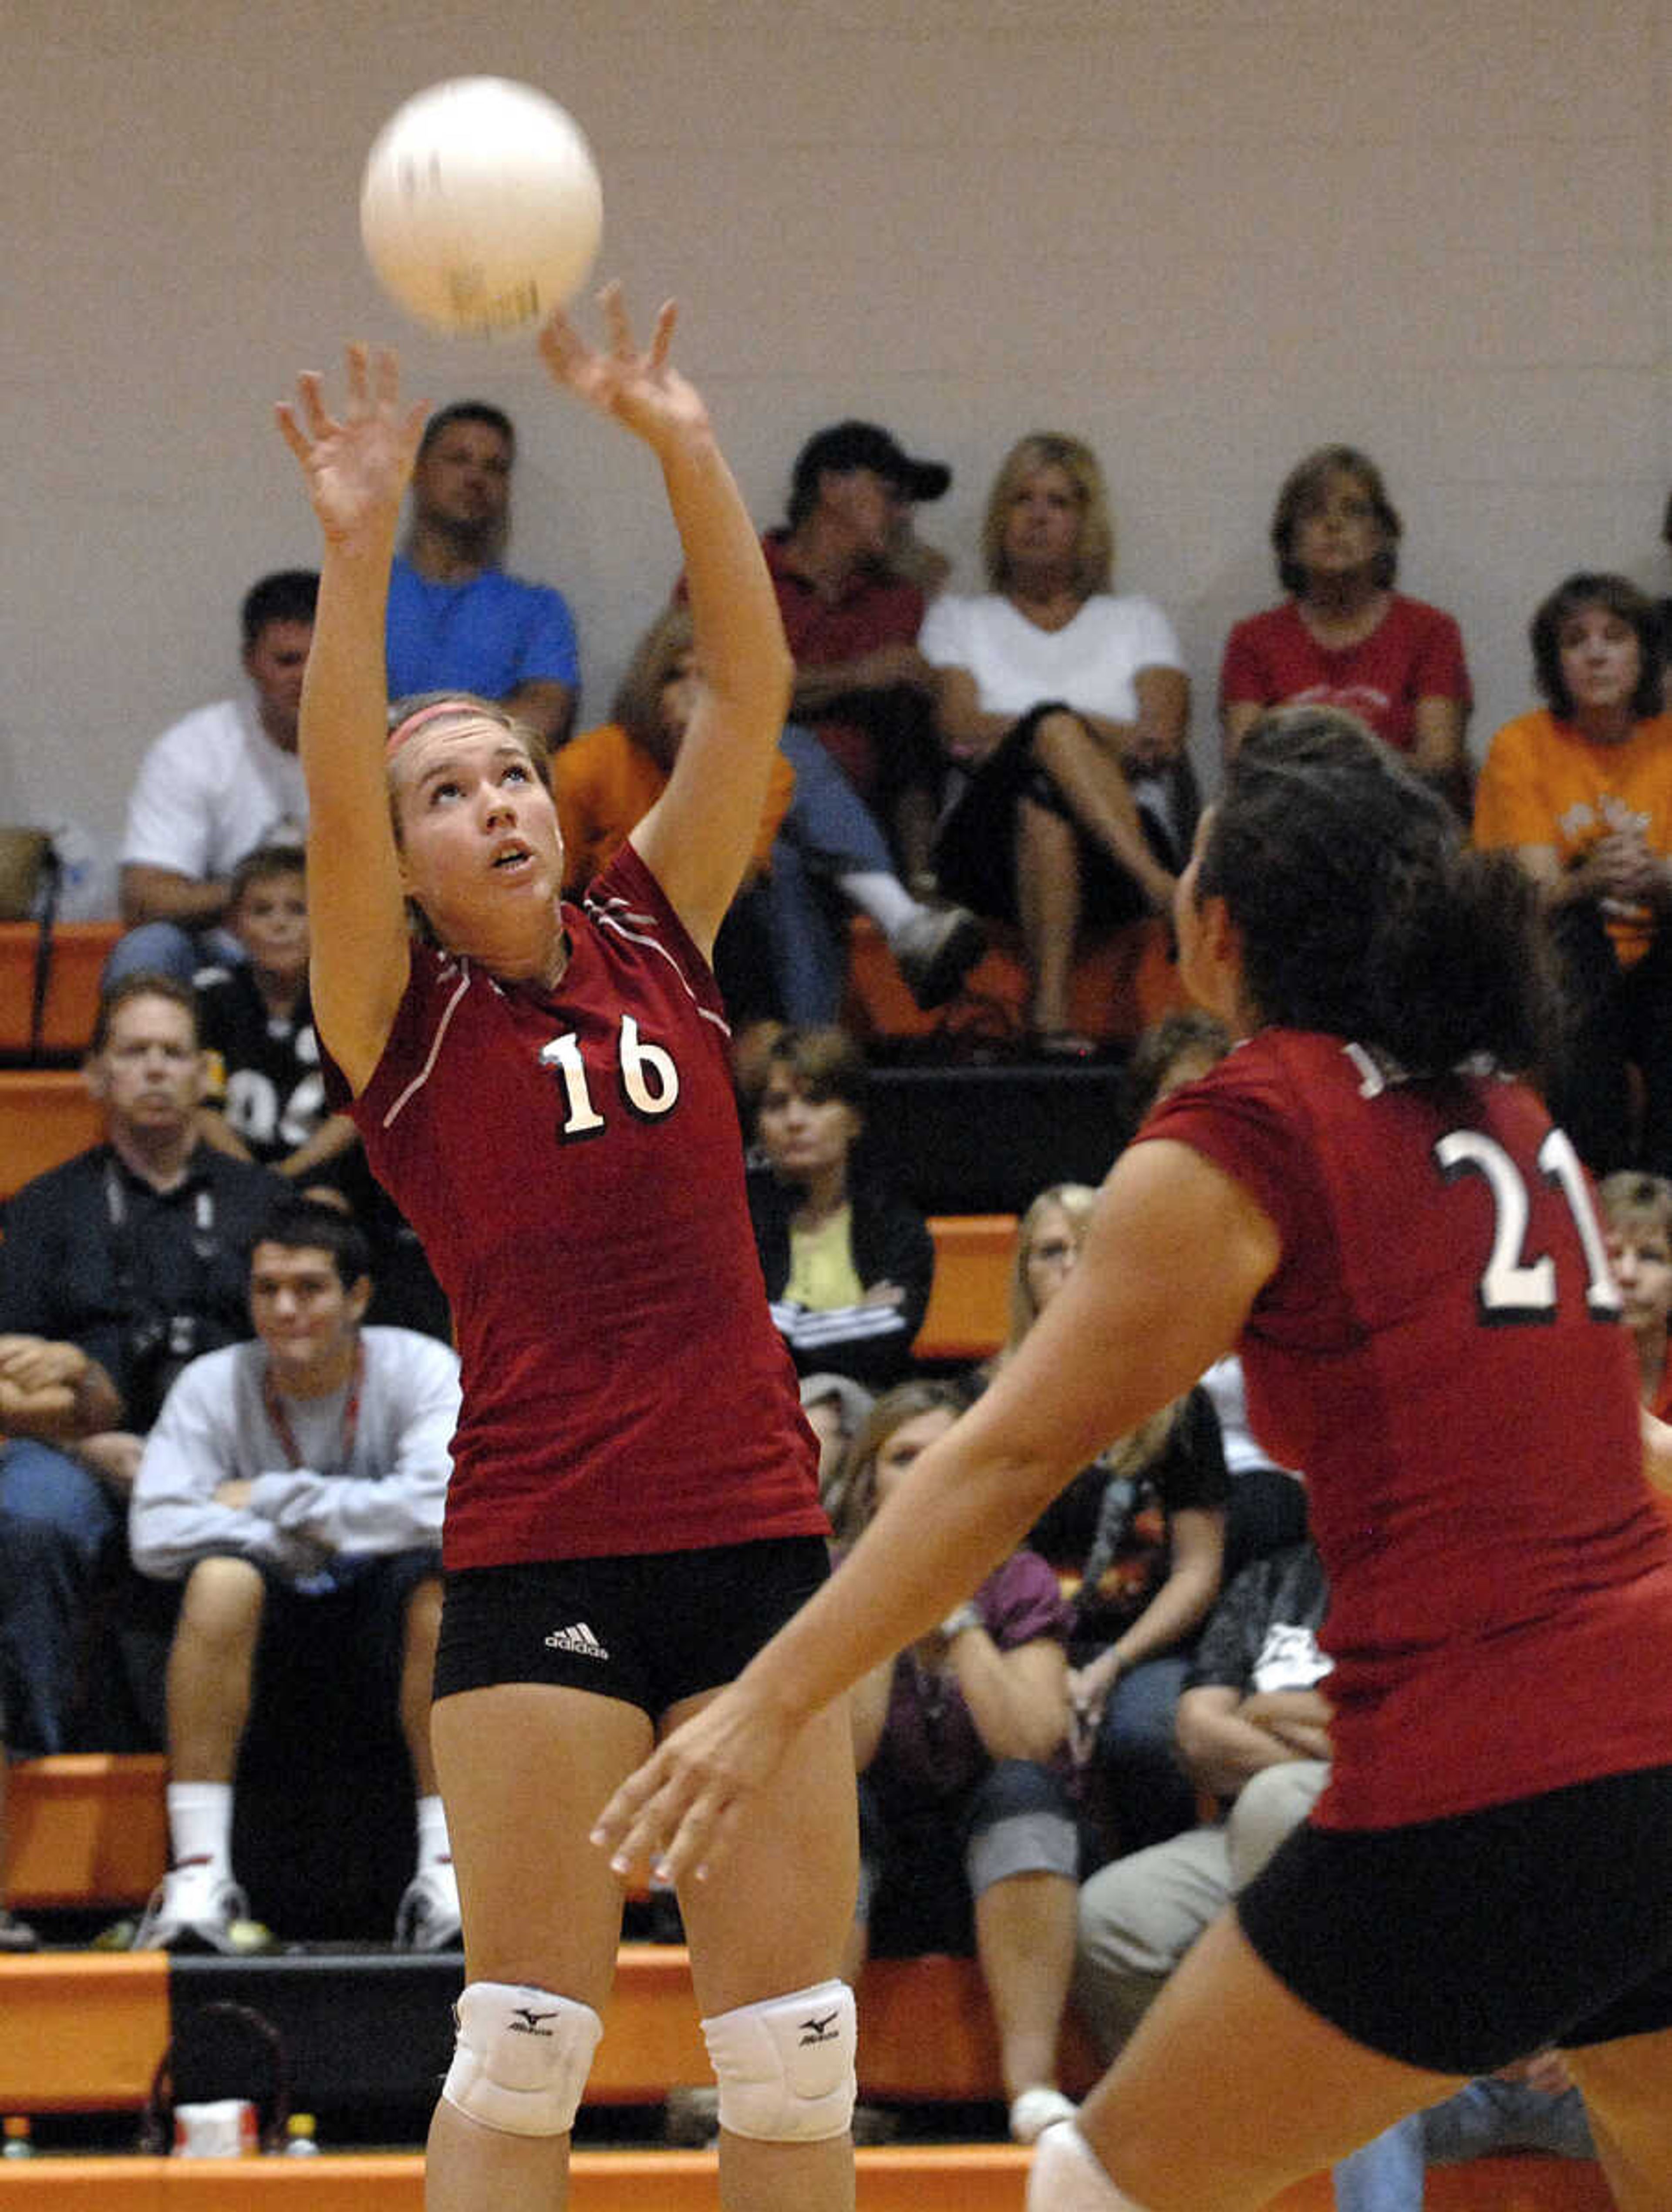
[701,1979,858,2144]
[442,1981,603,2139]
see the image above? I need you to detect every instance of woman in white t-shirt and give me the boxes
[920,434,1191,1056]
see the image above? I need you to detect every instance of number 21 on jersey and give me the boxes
[1435,1123,1621,1326]
[539,1015,681,1139]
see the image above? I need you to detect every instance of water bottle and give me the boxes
[282,2112,320,2157]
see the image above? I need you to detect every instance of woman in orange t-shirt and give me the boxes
[1473,572,1672,1177]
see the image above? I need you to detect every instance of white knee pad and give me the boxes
[442,1981,603,2138]
[1027,2123,1153,2212]
[701,1978,856,2143]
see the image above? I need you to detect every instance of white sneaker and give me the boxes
[394,1859,462,1951]
[131,1858,249,1954]
[1009,2085,1078,2144]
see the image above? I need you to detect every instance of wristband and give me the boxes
[939,1602,983,1642]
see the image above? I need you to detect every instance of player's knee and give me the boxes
[1027,2123,1155,2212]
[701,1978,856,2143]
[441,1982,603,2138]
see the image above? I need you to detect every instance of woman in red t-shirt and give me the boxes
[1219,445,1472,813]
[603,708,1672,2212]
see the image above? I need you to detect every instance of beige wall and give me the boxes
[4,0,1670,897]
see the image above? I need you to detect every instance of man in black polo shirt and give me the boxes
[0,975,282,1759]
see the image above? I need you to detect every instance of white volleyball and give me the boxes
[360,77,603,339]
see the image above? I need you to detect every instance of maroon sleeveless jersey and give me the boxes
[1142,1029,1672,1828]
[342,843,825,1571]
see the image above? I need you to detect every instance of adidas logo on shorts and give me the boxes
[545,1620,609,1660]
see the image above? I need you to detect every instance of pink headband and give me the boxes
[385,699,482,759]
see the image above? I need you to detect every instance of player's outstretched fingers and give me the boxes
[646,300,677,372]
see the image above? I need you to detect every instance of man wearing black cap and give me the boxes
[768,421,954,889]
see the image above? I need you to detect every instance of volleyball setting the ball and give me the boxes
[359,77,603,339]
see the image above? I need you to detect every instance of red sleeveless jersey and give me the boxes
[1142,1030,1672,1828]
[342,843,825,1571]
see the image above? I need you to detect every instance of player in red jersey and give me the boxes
[597,707,1672,2212]
[276,296,859,2212]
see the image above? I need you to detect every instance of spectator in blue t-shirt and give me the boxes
[386,401,580,747]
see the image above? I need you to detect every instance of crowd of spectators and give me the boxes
[3,401,1671,2198]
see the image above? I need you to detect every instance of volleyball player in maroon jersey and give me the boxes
[600,708,1672,2212]
[277,297,858,2212]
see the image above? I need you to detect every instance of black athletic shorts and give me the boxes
[431,1536,831,1718]
[1236,1762,1672,2074]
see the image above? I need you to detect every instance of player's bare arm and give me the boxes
[276,346,427,1091]
[595,1137,1280,1885]
[540,287,791,956]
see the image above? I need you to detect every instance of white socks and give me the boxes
[166,1781,233,1874]
[415,1792,451,1868]
[840,871,918,937]
[1027,2124,1155,2212]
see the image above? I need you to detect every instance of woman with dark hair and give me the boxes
[1474,571,1672,1179]
[920,432,1191,1057]
[748,1024,934,1389]
[1220,445,1472,809]
[601,706,1672,2212]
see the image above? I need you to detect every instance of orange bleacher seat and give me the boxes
[0,920,119,1059]
[0,1069,103,1200]
[914,1214,1016,1363]
[843,912,1182,1049]
[7,1756,169,1912]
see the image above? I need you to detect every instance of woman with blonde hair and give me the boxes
[834,1379,1079,2146]
[276,294,860,2212]
[991,1183,1227,1856]
[921,433,1193,1057]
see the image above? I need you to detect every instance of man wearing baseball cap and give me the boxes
[767,421,954,891]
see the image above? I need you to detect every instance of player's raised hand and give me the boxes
[591,1677,797,1888]
[276,345,427,553]
[539,283,711,456]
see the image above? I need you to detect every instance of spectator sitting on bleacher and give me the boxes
[1072,1539,1331,2060]
[388,400,579,748]
[799,1371,875,1522]
[761,420,952,890]
[837,1381,1080,2147]
[0,976,283,1758]
[1473,573,1672,1181]
[1122,1011,1308,1582]
[921,433,1190,1058]
[195,843,356,1187]
[748,1025,934,1389]
[984,1182,1227,1858]
[1219,444,1473,814]
[128,1200,461,1953]
[111,571,317,988]
[558,607,981,1023]
[193,845,450,1343]
[1599,1171,1672,1421]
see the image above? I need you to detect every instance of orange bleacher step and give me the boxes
[8,1757,169,1912]
[0,921,119,1060]
[843,912,1182,1049]
[0,1069,103,1200]
[0,2150,1613,2211]
[0,1952,170,2111]
[0,1948,1085,2115]
[914,1214,1015,1363]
